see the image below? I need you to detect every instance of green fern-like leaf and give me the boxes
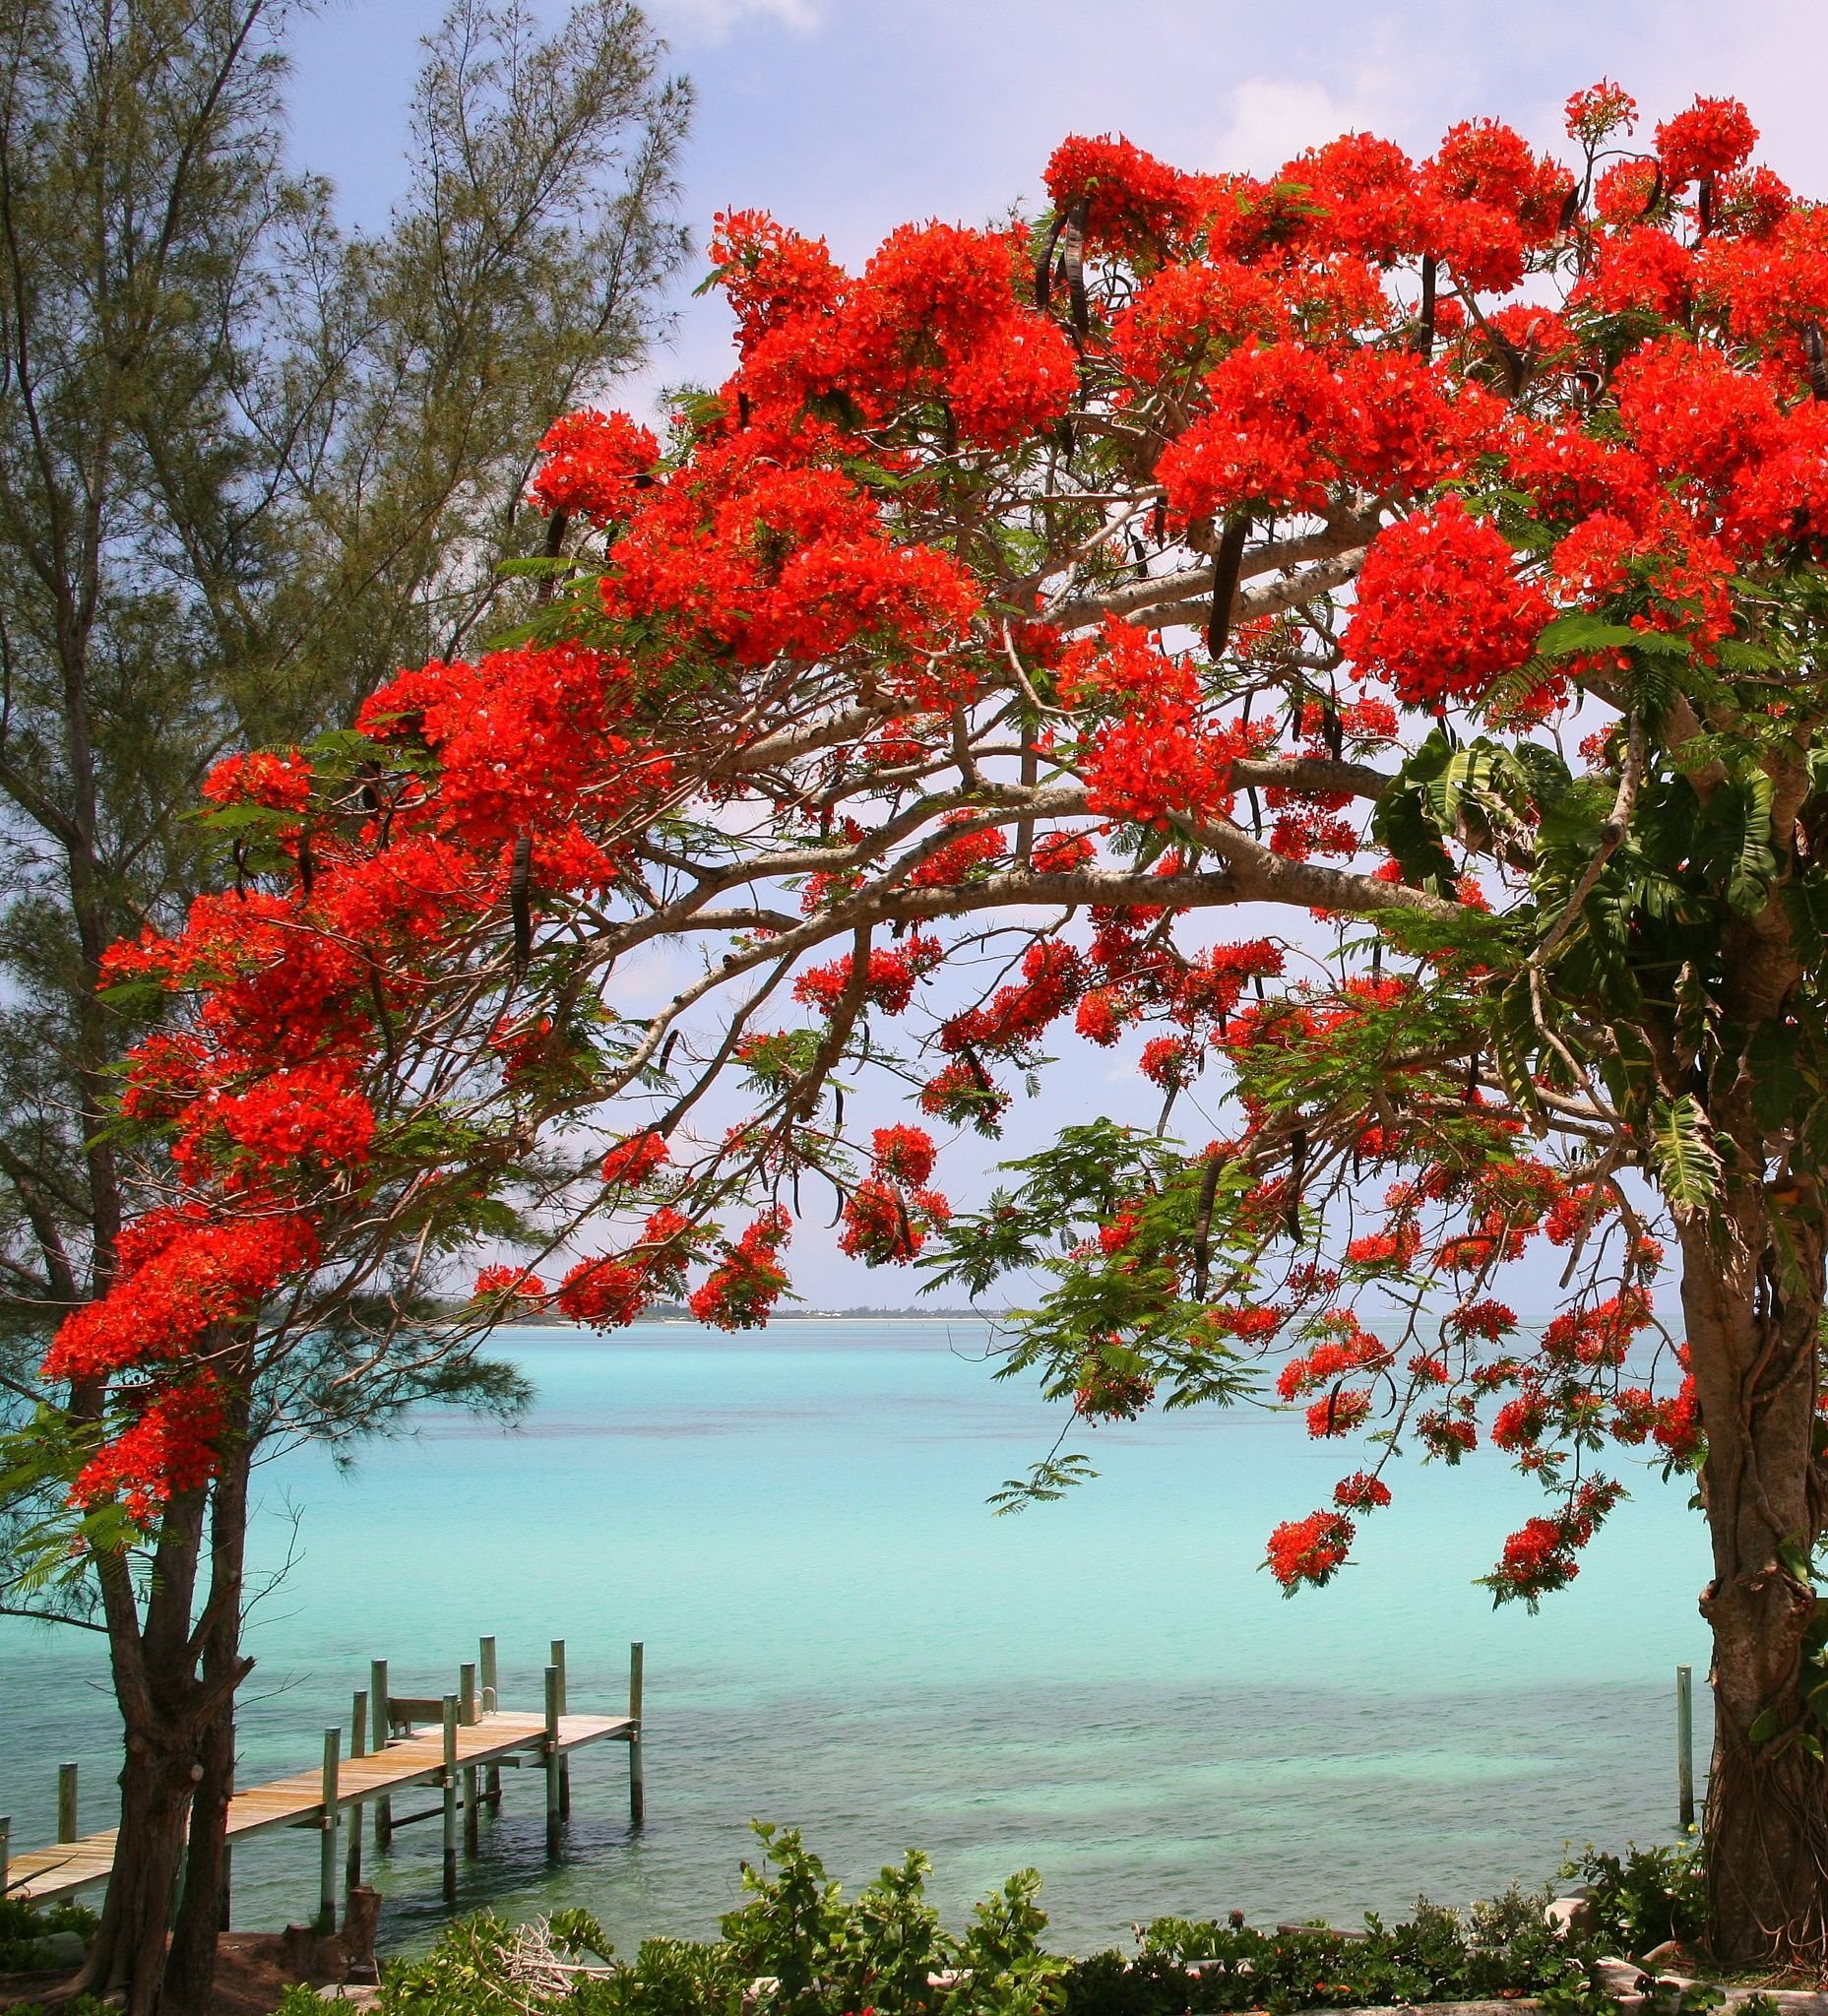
[1650,1095,1722,1221]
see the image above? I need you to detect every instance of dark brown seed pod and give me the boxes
[1060,199,1091,342]
[511,832,534,974]
[1411,254,1437,359]
[1804,322,1828,402]
[1208,515,1250,659]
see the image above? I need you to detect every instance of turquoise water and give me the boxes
[0,1321,1708,1954]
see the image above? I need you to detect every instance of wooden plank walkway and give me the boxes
[6,1710,633,1904]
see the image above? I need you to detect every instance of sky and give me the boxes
[286,0,1828,423]
[278,0,1820,1308]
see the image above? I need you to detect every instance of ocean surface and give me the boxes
[0,1320,1709,1956]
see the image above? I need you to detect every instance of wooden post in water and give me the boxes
[1677,1664,1696,1829]
[460,1663,479,1857]
[543,1665,562,1857]
[346,1690,367,1898]
[319,1728,342,1935]
[628,1640,645,1828]
[479,1634,501,1809]
[550,1639,571,1818]
[221,1744,234,1930]
[441,1693,459,1906]
[56,1762,77,1843]
[371,1659,392,1848]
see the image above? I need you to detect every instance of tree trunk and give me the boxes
[164,1354,257,2016]
[86,1731,203,2016]
[1680,1193,1828,1967]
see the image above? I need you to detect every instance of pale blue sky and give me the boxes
[287,0,1828,423]
[283,0,1809,1307]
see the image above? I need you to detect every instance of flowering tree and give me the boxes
[36,81,1828,1972]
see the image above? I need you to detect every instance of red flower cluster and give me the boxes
[531,410,660,524]
[558,1210,696,1331]
[1344,497,1549,707]
[1265,1509,1356,1592]
[689,1210,792,1329]
[795,933,944,1017]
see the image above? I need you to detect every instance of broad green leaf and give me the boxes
[1650,1095,1721,1221]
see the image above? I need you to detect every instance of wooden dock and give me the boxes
[1,1637,644,1929]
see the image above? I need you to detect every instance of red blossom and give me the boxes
[1265,1509,1355,1591]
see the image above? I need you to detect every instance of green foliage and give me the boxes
[333,1829,1744,2016]
[1118,1886,1582,2013]
[0,1895,98,1972]
[1558,1838,1708,1955]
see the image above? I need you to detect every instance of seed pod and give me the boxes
[1033,207,1070,310]
[1207,515,1250,659]
[1804,322,1828,403]
[297,829,315,900]
[1060,199,1091,342]
[1411,254,1437,359]
[510,833,534,974]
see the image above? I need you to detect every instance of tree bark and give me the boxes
[1681,1173,1828,1966]
[163,1349,257,2016]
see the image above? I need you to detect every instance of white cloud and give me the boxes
[1208,78,1380,177]
[646,0,821,34]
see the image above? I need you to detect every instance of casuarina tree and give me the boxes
[0,0,689,2009]
[31,81,1828,1969]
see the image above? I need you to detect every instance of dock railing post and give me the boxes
[479,1634,500,1809]
[460,1663,479,1857]
[371,1659,392,1849]
[628,1641,645,1828]
[1,1814,10,1895]
[543,1665,561,1857]
[550,1639,571,1818]
[1677,1664,1696,1829]
[347,1689,367,1899]
[57,1762,77,1843]
[319,1728,342,1935]
[441,1693,459,1906]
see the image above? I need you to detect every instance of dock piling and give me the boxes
[543,1665,561,1856]
[319,1728,342,1934]
[221,1744,234,1930]
[371,1659,392,1849]
[629,1641,645,1829]
[1677,1663,1696,1829]
[460,1664,479,1856]
[5,1641,640,1912]
[480,1635,501,1808]
[441,1694,459,1905]
[551,1640,571,1819]
[346,1690,367,1898]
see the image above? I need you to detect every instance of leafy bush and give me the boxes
[270,1824,1723,2016]
[1094,1886,1585,2014]
[1559,1840,1707,1957]
[0,1894,98,1973]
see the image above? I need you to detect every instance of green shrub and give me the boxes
[0,1894,98,1974]
[1558,1840,1707,1957]
[290,1824,1727,2016]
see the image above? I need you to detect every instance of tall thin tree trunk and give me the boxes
[1681,1190,1828,1965]
[165,1348,257,2016]
[80,1491,209,2014]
